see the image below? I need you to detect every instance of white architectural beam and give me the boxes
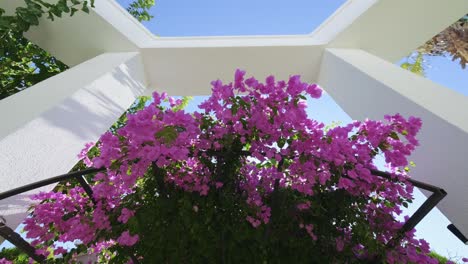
[0,52,147,232]
[0,53,145,140]
[142,36,324,95]
[3,0,466,91]
[318,48,468,238]
[316,0,468,62]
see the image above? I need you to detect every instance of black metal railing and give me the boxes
[0,167,105,263]
[0,168,457,263]
[448,224,468,245]
[370,169,447,242]
[0,167,104,201]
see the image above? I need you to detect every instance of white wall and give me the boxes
[0,52,147,233]
[318,48,468,238]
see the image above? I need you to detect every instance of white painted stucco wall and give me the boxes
[0,52,147,234]
[318,48,468,238]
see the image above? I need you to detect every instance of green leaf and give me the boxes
[277,137,286,148]
[50,6,62,17]
[231,103,239,115]
[389,131,399,140]
[70,7,78,16]
[82,1,90,13]
[155,126,179,144]
[172,96,192,112]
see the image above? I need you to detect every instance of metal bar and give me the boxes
[0,168,104,262]
[406,178,445,194]
[370,169,447,228]
[370,169,444,193]
[0,223,45,263]
[76,175,96,204]
[370,169,447,248]
[399,189,447,234]
[384,190,446,249]
[447,224,468,244]
[0,167,105,201]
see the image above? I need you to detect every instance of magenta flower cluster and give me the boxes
[21,70,453,263]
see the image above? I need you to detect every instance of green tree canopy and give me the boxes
[0,0,155,100]
[418,14,468,69]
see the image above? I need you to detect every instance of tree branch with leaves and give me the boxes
[418,14,468,69]
[0,0,155,100]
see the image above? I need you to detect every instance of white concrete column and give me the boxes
[0,52,147,232]
[318,48,468,239]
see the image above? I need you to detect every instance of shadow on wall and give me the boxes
[0,182,60,245]
[0,194,33,227]
[0,191,47,245]
[40,62,146,141]
[0,59,147,235]
[111,62,147,97]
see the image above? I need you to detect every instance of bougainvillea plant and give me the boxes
[8,70,456,263]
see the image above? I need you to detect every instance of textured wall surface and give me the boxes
[0,52,147,232]
[319,48,468,238]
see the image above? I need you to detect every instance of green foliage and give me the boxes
[0,247,30,264]
[90,111,384,263]
[324,121,342,132]
[0,0,156,100]
[126,0,155,22]
[0,246,97,263]
[0,0,94,100]
[113,159,378,263]
[401,52,425,76]
[172,96,193,112]
[0,36,69,100]
[418,14,468,69]
[427,251,452,264]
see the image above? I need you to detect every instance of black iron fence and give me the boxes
[0,167,465,263]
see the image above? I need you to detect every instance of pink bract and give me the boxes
[22,70,449,263]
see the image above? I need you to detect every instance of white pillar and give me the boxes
[318,48,468,239]
[0,52,147,233]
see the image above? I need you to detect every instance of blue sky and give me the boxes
[123,0,347,36]
[116,0,468,259]
[420,56,468,96]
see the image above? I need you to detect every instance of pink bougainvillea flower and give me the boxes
[20,70,457,263]
[117,231,139,247]
[118,208,135,224]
